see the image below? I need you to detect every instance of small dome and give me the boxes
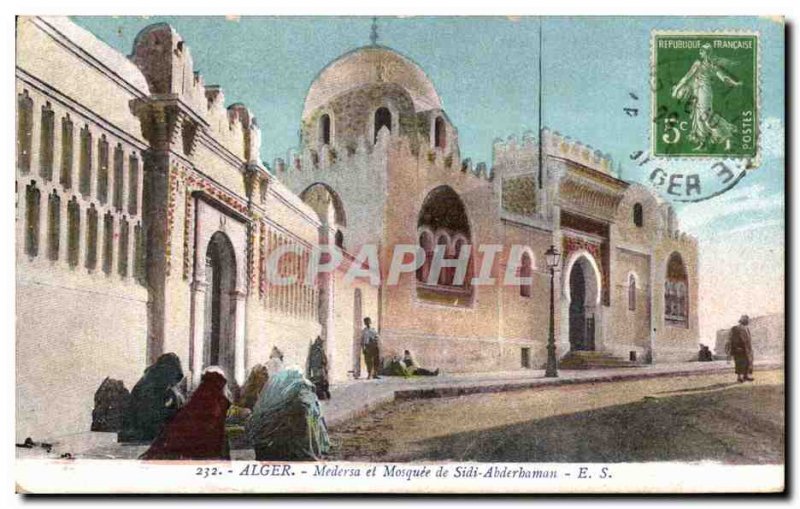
[302,45,442,120]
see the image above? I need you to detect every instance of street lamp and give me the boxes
[544,244,561,378]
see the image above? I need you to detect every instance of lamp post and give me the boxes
[544,244,561,378]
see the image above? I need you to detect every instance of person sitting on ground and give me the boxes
[245,367,330,461]
[402,350,440,376]
[226,364,269,426]
[91,377,131,432]
[307,336,331,400]
[140,366,232,460]
[698,344,713,362]
[237,364,269,411]
[266,346,285,377]
[381,355,413,377]
[119,352,186,443]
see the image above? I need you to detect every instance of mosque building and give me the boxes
[15,16,699,440]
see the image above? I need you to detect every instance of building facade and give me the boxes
[16,17,698,440]
[278,43,700,373]
[16,17,378,440]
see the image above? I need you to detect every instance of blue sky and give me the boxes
[72,16,785,340]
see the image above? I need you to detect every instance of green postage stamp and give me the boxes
[652,32,759,160]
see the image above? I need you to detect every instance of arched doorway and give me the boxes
[204,231,237,378]
[563,252,601,352]
[299,182,347,227]
[569,264,586,350]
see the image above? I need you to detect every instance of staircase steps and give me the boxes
[558,350,645,370]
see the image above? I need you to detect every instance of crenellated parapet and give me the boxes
[129,23,261,165]
[542,128,615,176]
[659,202,699,247]
[492,132,538,174]
[492,128,616,180]
[275,128,494,183]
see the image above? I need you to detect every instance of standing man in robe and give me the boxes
[727,315,754,383]
[361,317,380,380]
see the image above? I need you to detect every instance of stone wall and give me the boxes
[16,16,150,440]
[714,313,784,359]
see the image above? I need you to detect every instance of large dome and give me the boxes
[302,45,442,120]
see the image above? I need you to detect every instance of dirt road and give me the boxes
[328,369,784,464]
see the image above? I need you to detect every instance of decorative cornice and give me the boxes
[32,17,149,100]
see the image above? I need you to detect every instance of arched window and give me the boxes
[97,135,109,204]
[60,115,74,189]
[113,144,124,211]
[103,211,114,275]
[134,222,145,283]
[40,103,54,181]
[86,204,98,270]
[67,197,80,267]
[434,116,446,149]
[628,275,636,311]
[519,252,533,298]
[118,217,129,277]
[417,186,473,305]
[79,126,92,197]
[335,229,344,249]
[17,91,33,174]
[633,203,644,227]
[374,107,392,143]
[665,252,688,325]
[319,114,331,145]
[48,191,60,261]
[128,154,139,215]
[25,181,40,257]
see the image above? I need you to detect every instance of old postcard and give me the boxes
[14,14,785,494]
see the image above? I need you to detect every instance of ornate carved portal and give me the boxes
[561,211,611,306]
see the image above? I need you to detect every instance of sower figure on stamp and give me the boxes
[726,315,754,383]
[361,317,381,380]
[671,43,742,150]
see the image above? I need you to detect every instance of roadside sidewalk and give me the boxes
[16,359,782,461]
[320,359,783,426]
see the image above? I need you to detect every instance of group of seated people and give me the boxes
[114,344,329,461]
[104,342,438,461]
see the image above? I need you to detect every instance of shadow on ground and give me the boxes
[653,382,741,395]
[332,384,784,465]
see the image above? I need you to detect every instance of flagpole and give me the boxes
[537,16,543,190]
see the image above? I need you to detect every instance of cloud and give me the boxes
[761,116,784,160]
[697,224,784,342]
[677,182,784,234]
[702,218,784,240]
